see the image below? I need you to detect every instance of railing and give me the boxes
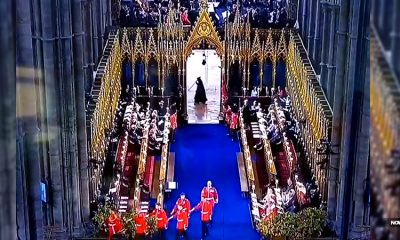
[158,113,171,205]
[113,101,135,209]
[239,111,255,192]
[286,31,333,201]
[256,111,277,184]
[132,107,152,209]
[90,33,122,166]
[270,99,295,176]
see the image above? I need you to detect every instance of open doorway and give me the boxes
[186,49,221,124]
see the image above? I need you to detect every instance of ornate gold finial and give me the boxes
[146,28,157,59]
[251,29,261,59]
[232,4,242,37]
[184,1,223,58]
[121,28,131,57]
[277,29,287,59]
[200,0,208,11]
[265,29,275,59]
[133,28,145,61]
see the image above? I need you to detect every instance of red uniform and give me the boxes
[181,12,191,25]
[172,198,191,214]
[151,209,168,229]
[134,212,148,235]
[225,106,232,125]
[193,200,213,222]
[230,113,238,130]
[173,210,189,230]
[201,186,219,207]
[107,213,123,240]
[170,113,177,130]
[264,207,278,222]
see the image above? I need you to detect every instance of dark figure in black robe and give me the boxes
[194,77,208,104]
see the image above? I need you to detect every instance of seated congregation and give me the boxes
[223,86,322,223]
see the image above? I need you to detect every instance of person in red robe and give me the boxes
[229,110,239,140]
[171,192,191,215]
[190,197,214,239]
[181,9,191,25]
[201,180,219,208]
[224,105,232,127]
[150,203,168,240]
[168,205,189,239]
[170,111,177,142]
[107,211,123,240]
[170,112,177,130]
[134,211,148,240]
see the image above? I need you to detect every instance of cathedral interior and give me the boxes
[11,0,398,239]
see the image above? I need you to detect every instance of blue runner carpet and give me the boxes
[164,124,260,240]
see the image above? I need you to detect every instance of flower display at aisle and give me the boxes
[122,211,137,238]
[146,215,158,236]
[257,208,327,239]
[92,204,113,231]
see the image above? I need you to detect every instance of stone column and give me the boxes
[72,0,91,228]
[319,3,330,92]
[100,0,108,45]
[3,1,16,240]
[390,0,400,80]
[335,0,363,238]
[39,0,66,230]
[326,5,338,104]
[82,0,95,93]
[312,1,321,72]
[95,0,104,62]
[301,0,308,44]
[58,0,81,234]
[77,0,92,223]
[349,22,370,239]
[307,0,316,54]
[105,0,112,26]
[327,0,350,232]
[16,0,43,238]
[92,0,100,64]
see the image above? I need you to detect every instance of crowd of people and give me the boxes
[119,0,293,29]
[222,86,321,221]
[255,174,320,221]
[112,86,178,155]
[105,86,179,207]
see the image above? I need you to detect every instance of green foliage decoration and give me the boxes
[92,204,113,232]
[122,211,137,238]
[257,208,327,239]
[146,215,158,236]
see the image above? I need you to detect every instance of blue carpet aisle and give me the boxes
[164,124,260,239]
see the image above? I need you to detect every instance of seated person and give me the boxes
[181,9,191,25]
[224,104,232,126]
[274,187,285,214]
[158,100,167,116]
[128,126,142,145]
[282,186,296,212]
[148,126,162,151]
[295,175,310,208]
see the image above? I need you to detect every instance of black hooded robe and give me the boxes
[194,78,208,104]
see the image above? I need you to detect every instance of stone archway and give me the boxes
[184,0,224,59]
[183,1,225,123]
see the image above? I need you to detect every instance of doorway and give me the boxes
[186,49,221,124]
